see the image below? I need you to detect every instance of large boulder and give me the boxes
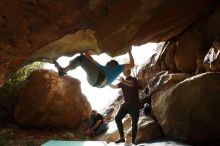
[145,6,220,76]
[14,69,91,129]
[152,72,220,143]
[159,41,178,72]
[135,116,163,143]
[173,21,214,74]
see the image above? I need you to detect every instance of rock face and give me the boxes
[135,116,162,143]
[14,69,91,129]
[152,72,220,143]
[138,6,220,83]
[137,52,161,89]
[0,0,219,85]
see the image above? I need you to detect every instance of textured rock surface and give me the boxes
[138,6,220,82]
[1,1,220,144]
[135,116,162,143]
[152,72,220,143]
[0,0,219,85]
[14,69,91,129]
[137,52,161,89]
[173,21,214,74]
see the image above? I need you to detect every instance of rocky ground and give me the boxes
[0,118,96,146]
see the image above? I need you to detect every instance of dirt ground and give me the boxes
[0,97,122,146]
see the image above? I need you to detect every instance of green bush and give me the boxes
[0,62,44,122]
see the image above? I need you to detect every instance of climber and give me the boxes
[54,49,134,88]
[110,69,140,144]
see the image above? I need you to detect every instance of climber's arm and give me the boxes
[124,49,135,71]
[109,84,119,89]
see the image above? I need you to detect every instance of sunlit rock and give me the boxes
[152,72,220,143]
[159,41,177,72]
[204,40,220,71]
[28,29,101,62]
[173,21,214,74]
[14,69,91,129]
[137,43,190,89]
[134,116,162,143]
[137,52,161,89]
[146,71,189,96]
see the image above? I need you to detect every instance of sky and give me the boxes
[44,43,158,111]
